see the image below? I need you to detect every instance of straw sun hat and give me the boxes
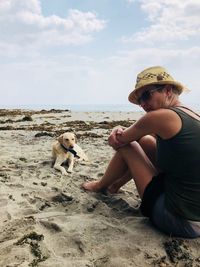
[128,66,187,105]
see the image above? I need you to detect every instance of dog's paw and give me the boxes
[67,169,73,173]
[61,171,68,175]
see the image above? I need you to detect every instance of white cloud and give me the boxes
[122,0,200,44]
[1,45,200,106]
[0,0,106,52]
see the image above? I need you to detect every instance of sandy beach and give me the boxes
[0,108,199,267]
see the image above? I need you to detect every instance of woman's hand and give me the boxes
[108,126,126,150]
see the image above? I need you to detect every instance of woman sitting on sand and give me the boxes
[83,66,200,238]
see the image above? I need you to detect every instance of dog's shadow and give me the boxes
[40,159,57,168]
[41,159,70,168]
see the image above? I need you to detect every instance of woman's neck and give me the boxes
[166,96,182,108]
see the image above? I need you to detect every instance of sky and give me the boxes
[0,0,200,109]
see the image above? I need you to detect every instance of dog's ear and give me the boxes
[57,134,63,144]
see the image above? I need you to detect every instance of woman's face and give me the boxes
[138,85,167,112]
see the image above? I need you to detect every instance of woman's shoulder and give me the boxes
[143,108,180,121]
[140,109,182,139]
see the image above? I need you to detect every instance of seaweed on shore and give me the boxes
[0,108,70,117]
[35,132,54,137]
[0,115,33,124]
[163,238,194,266]
[15,231,48,267]
[0,119,135,132]
[15,231,44,245]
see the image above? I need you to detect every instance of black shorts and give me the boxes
[140,173,165,217]
[140,173,200,238]
[151,194,200,238]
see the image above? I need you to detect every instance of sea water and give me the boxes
[0,101,199,112]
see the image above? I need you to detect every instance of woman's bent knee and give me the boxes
[138,135,156,148]
[138,135,157,164]
[118,141,140,153]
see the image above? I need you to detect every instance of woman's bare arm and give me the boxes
[116,109,182,144]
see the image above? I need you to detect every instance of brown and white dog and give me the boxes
[52,132,89,175]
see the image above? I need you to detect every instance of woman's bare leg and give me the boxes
[82,140,158,198]
[117,142,158,198]
[82,151,128,192]
[138,135,157,166]
[107,170,131,193]
[107,135,157,193]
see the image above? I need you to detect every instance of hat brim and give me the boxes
[128,81,186,105]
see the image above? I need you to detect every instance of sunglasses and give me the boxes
[138,85,164,104]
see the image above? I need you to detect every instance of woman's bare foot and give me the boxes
[82,181,103,192]
[107,183,121,194]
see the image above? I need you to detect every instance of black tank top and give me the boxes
[157,107,200,221]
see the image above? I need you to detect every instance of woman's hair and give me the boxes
[172,86,181,95]
[155,84,180,95]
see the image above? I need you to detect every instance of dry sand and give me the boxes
[0,108,199,267]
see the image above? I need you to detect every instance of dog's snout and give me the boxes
[69,145,74,149]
